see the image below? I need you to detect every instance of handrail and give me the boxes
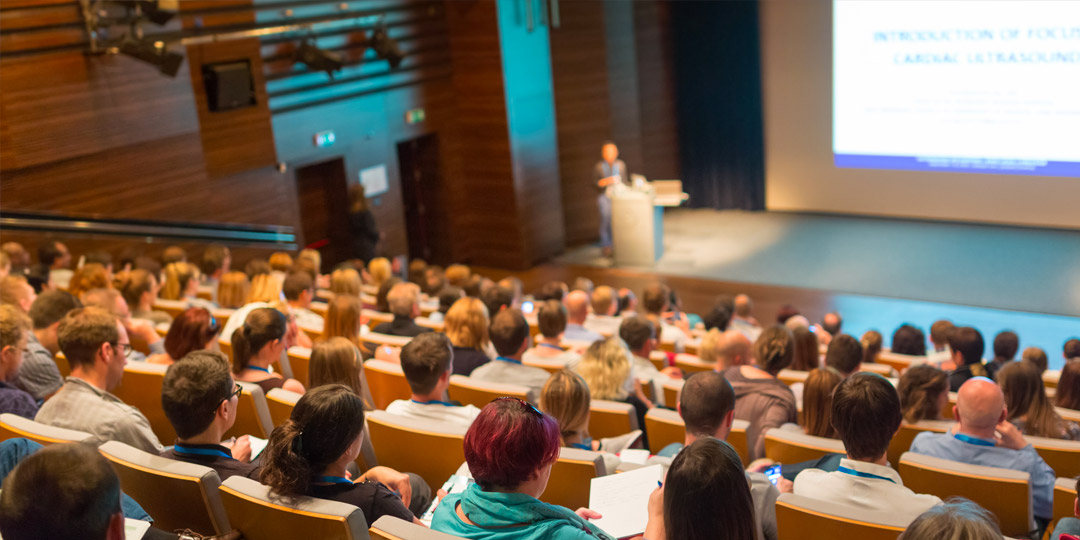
[0,211,296,249]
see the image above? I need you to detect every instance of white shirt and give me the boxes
[522,347,580,366]
[793,458,941,525]
[220,302,271,341]
[631,354,670,407]
[469,359,552,403]
[660,321,689,353]
[291,306,325,333]
[385,399,481,430]
[584,314,622,337]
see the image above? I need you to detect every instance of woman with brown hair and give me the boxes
[329,267,362,297]
[1056,360,1080,411]
[347,183,380,264]
[216,271,250,309]
[147,307,222,365]
[320,294,367,349]
[999,361,1080,440]
[68,263,110,300]
[116,268,171,325]
[231,307,305,394]
[443,297,492,376]
[790,326,820,371]
[162,262,217,310]
[897,364,949,424]
[539,369,625,473]
[309,337,374,410]
[800,367,843,439]
[246,272,283,305]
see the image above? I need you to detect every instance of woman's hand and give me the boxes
[642,485,665,540]
[362,466,413,508]
[574,508,602,521]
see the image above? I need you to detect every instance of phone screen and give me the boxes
[764,464,783,486]
[521,300,535,314]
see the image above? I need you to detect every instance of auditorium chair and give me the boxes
[662,378,684,409]
[415,316,444,332]
[448,375,530,408]
[1043,369,1060,389]
[0,413,96,445]
[684,339,700,356]
[648,350,668,371]
[100,441,231,535]
[362,285,379,296]
[1026,435,1080,479]
[363,359,413,410]
[153,299,188,320]
[542,447,606,511]
[1057,406,1080,423]
[112,361,176,444]
[360,332,413,355]
[589,399,639,441]
[310,301,329,317]
[859,362,898,378]
[298,323,323,342]
[365,410,467,492]
[286,346,312,387]
[875,351,924,374]
[1051,477,1078,539]
[196,285,214,301]
[897,451,1034,537]
[211,308,233,332]
[369,516,463,540]
[218,476,369,540]
[155,322,170,338]
[942,391,959,420]
[774,493,908,540]
[266,388,302,429]
[764,429,846,464]
[644,408,685,454]
[658,339,677,354]
[674,353,713,374]
[54,351,72,378]
[272,351,294,380]
[777,369,810,387]
[223,381,274,440]
[363,309,394,330]
[219,338,233,363]
[728,419,750,466]
[522,357,569,374]
[886,419,954,467]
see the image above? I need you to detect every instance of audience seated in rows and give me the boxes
[1024,346,1049,374]
[116,269,173,324]
[323,294,368,351]
[642,282,691,352]
[999,361,1080,440]
[329,267,362,297]
[824,333,863,378]
[374,282,431,338]
[700,328,753,372]
[284,271,323,330]
[1065,339,1080,363]
[160,350,259,480]
[892,323,928,357]
[523,300,582,366]
[790,367,842,439]
[730,293,760,332]
[12,290,80,400]
[539,370,642,472]
[471,309,549,402]
[82,287,166,363]
[724,326,798,461]
[861,329,883,364]
[309,337,375,408]
[0,305,38,419]
[431,397,614,540]
[1051,477,1080,540]
[368,257,393,289]
[262,385,430,523]
[387,332,480,428]
[948,327,988,391]
[480,283,514,319]
[429,285,463,323]
[898,364,950,424]
[199,244,231,304]
[0,275,36,314]
[563,290,604,343]
[444,297,493,376]
[35,307,164,452]
[374,276,402,313]
[794,373,942,524]
[909,376,1055,525]
[584,285,621,337]
[929,319,956,364]
[575,337,652,440]
[163,262,217,311]
[38,241,73,290]
[231,307,305,394]
[789,325,819,371]
[1059,359,1080,411]
[619,315,681,403]
[900,498,1003,540]
[69,262,110,300]
[986,330,1019,380]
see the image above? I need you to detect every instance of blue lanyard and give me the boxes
[570,442,591,451]
[954,432,995,447]
[174,444,232,460]
[837,466,896,484]
[495,356,521,365]
[538,343,563,351]
[411,399,455,407]
[246,365,270,373]
[315,475,353,486]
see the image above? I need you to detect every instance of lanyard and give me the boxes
[315,475,353,486]
[495,356,521,365]
[954,432,995,447]
[411,399,455,407]
[174,444,232,460]
[837,465,896,484]
[246,365,270,373]
[538,343,564,351]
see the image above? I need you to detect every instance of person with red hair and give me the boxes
[147,307,222,365]
[432,397,614,540]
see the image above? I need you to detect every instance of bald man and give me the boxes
[909,377,1055,525]
[700,329,753,371]
[562,290,603,344]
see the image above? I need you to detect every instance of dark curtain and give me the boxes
[671,0,765,210]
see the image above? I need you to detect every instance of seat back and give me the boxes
[648,350,668,371]
[112,362,175,444]
[415,317,444,333]
[154,299,188,320]
[777,369,810,387]
[1043,369,1061,389]
[522,357,567,375]
[0,413,96,445]
[543,447,604,511]
[1051,477,1078,539]
[1026,435,1080,480]
[859,363,897,378]
[897,451,1033,537]
[764,429,846,464]
[55,351,71,378]
[661,378,684,409]
[99,441,230,535]
[673,354,713,374]
[286,346,312,387]
[644,408,685,454]
[218,476,370,540]
[589,399,638,441]
[728,419,751,467]
[266,388,302,429]
[774,493,907,540]
[875,351,923,373]
[363,360,413,410]
[369,516,464,540]
[363,310,395,330]
[942,392,959,420]
[886,420,954,467]
[365,410,467,492]
[224,381,274,439]
[219,339,234,363]
[1057,406,1080,423]
[448,375,529,409]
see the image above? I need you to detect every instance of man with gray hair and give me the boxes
[700,329,754,372]
[373,282,430,337]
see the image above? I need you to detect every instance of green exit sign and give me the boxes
[405,108,426,124]
[313,130,336,148]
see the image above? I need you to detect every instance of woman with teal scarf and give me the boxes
[431,397,617,540]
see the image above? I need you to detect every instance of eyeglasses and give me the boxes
[113,343,132,356]
[218,383,242,407]
[493,396,543,418]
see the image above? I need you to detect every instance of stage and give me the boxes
[555,209,1080,370]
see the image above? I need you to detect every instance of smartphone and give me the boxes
[521,300,535,314]
[764,464,783,486]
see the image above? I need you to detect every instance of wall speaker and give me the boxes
[202,61,256,112]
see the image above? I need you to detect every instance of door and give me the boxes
[397,134,450,264]
[295,158,350,270]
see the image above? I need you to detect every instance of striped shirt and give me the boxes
[35,377,162,453]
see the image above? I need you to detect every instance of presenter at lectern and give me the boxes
[594,141,629,257]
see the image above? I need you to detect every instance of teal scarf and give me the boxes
[431,484,615,540]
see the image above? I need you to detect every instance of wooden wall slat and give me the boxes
[0,0,75,10]
[0,4,81,30]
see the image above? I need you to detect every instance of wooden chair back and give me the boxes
[363,360,413,410]
[886,420,954,468]
[112,362,175,444]
[448,375,529,409]
[588,399,638,441]
[0,413,96,445]
[542,447,604,511]
[218,476,370,540]
[764,428,846,464]
[223,381,274,439]
[775,493,907,540]
[644,408,685,454]
[674,354,713,374]
[369,516,464,540]
[1026,435,1080,480]
[286,346,312,387]
[365,410,467,492]
[55,351,71,378]
[265,388,302,429]
[1051,477,1078,540]
[777,369,810,387]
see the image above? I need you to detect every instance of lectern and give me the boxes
[611,179,687,266]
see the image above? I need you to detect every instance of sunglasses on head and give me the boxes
[493,396,543,418]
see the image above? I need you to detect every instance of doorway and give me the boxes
[295,158,350,270]
[397,134,450,264]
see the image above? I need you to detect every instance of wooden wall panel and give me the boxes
[634,0,681,181]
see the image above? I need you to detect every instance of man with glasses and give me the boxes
[160,350,260,480]
[35,307,164,452]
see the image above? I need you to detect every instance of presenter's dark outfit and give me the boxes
[348,209,380,264]
[592,159,629,249]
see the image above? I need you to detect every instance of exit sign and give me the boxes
[313,130,336,148]
[405,108,426,124]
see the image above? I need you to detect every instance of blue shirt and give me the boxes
[0,381,38,420]
[562,324,604,344]
[909,431,1055,519]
